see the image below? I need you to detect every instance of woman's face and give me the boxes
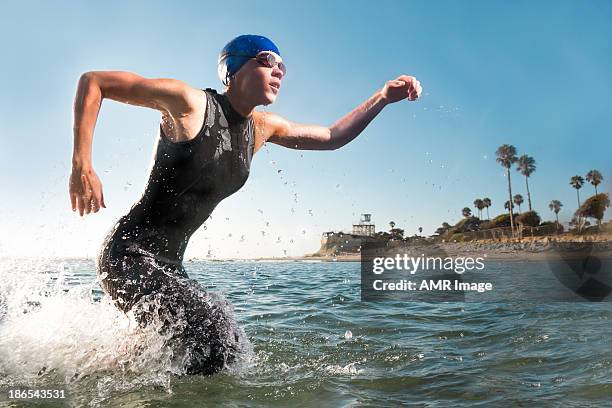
[232,59,284,106]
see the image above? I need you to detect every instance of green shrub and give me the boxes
[577,193,610,225]
[516,211,541,227]
[479,221,494,230]
[453,216,481,233]
[491,213,512,227]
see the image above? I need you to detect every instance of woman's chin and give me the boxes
[261,92,277,106]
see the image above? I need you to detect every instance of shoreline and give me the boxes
[253,236,612,262]
[252,252,612,262]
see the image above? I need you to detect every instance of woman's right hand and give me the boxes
[69,164,106,216]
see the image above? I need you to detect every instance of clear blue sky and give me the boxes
[1,0,610,258]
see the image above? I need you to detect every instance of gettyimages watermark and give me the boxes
[360,241,612,302]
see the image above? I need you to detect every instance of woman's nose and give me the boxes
[272,66,284,79]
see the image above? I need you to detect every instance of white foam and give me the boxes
[0,257,254,400]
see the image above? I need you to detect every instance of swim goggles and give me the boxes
[230,51,287,76]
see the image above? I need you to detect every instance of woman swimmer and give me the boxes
[69,35,422,375]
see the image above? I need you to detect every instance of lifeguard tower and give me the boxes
[352,213,375,236]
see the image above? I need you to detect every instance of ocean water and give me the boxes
[0,257,611,407]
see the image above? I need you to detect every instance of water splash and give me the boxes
[0,258,254,403]
[0,259,173,393]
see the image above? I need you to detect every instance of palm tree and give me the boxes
[496,144,518,235]
[389,221,396,230]
[569,175,585,208]
[548,200,563,231]
[585,170,603,195]
[462,207,472,218]
[483,197,492,220]
[513,194,524,214]
[504,200,514,212]
[473,199,485,219]
[418,226,423,235]
[516,155,536,211]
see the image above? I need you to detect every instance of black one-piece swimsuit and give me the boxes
[96,88,255,375]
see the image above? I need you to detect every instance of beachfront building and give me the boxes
[317,213,383,255]
[352,213,376,236]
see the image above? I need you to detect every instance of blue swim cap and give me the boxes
[218,34,281,86]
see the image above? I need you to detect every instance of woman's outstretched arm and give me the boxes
[69,71,201,216]
[263,75,422,151]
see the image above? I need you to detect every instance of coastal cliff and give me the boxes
[310,232,612,261]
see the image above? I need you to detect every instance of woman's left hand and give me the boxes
[381,75,422,104]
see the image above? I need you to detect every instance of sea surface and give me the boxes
[0,257,611,407]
